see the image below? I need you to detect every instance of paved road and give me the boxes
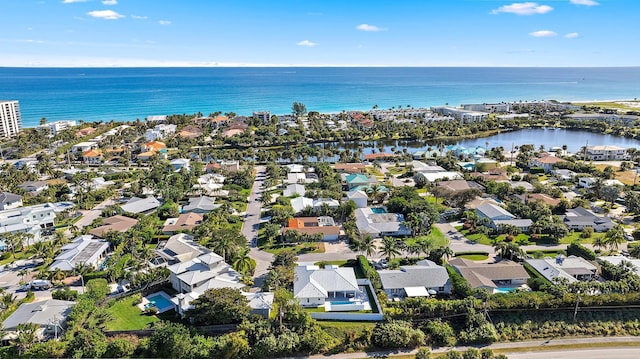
[507,348,640,359]
[436,222,495,255]
[285,336,640,359]
[240,165,274,289]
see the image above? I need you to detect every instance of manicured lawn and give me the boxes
[456,254,489,261]
[427,226,448,248]
[106,296,159,331]
[318,321,376,341]
[458,228,604,246]
[387,166,406,175]
[262,242,325,255]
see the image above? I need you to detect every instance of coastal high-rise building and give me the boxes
[0,100,23,138]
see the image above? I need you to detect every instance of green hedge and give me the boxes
[357,255,381,289]
[566,242,596,260]
[445,265,474,298]
[84,271,109,281]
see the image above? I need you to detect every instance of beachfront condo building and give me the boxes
[0,100,23,138]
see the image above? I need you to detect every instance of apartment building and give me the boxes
[0,100,23,138]
[0,203,56,242]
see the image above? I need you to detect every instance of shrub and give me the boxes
[415,347,431,359]
[131,293,143,305]
[357,255,381,289]
[83,271,108,281]
[371,320,425,349]
[422,320,456,347]
[52,287,78,301]
[580,227,594,239]
[144,306,159,315]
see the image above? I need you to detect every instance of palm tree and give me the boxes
[15,323,39,356]
[232,247,255,276]
[18,268,29,284]
[379,236,401,260]
[73,263,93,292]
[604,225,626,253]
[356,234,377,259]
[494,242,524,261]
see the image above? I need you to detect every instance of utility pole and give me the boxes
[573,291,581,322]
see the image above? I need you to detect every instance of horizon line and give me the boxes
[2,65,640,69]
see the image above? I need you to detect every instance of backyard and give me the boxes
[106,295,159,331]
[457,227,605,246]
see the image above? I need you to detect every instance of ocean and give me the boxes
[1,67,639,128]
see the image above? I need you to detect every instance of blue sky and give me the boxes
[1,0,637,67]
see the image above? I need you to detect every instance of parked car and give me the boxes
[27,279,52,291]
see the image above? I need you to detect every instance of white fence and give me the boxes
[310,279,384,321]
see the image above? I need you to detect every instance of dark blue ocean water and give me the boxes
[1,67,639,128]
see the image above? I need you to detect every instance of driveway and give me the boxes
[240,165,274,289]
[297,240,379,263]
[74,198,116,228]
[435,222,495,255]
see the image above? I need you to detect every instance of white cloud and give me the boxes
[102,0,118,5]
[565,32,580,38]
[356,24,384,32]
[530,30,557,37]
[131,15,148,20]
[297,40,317,47]
[158,20,171,25]
[570,0,599,6]
[62,0,88,3]
[87,10,125,20]
[491,2,553,15]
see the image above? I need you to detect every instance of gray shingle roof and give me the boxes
[120,196,161,214]
[2,299,75,331]
[378,260,450,290]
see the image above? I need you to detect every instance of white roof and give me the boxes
[347,190,368,199]
[291,197,313,213]
[294,265,360,299]
[404,286,430,297]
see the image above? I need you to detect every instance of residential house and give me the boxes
[290,197,314,214]
[0,203,56,242]
[71,141,98,153]
[162,212,204,234]
[2,299,75,339]
[170,158,191,172]
[578,177,597,189]
[584,145,629,161]
[285,164,305,173]
[88,215,138,238]
[343,173,374,190]
[193,173,225,195]
[18,180,49,194]
[287,172,318,184]
[600,256,640,277]
[525,255,597,283]
[284,184,306,197]
[313,198,340,213]
[414,171,463,183]
[512,193,561,207]
[156,233,208,265]
[346,190,369,208]
[334,163,366,174]
[242,292,274,318]
[294,265,365,307]
[223,128,244,137]
[552,169,577,180]
[378,259,452,299]
[178,125,203,139]
[354,207,411,237]
[505,181,535,192]
[284,217,341,241]
[138,141,168,161]
[448,258,530,293]
[48,235,109,271]
[144,124,177,141]
[120,196,161,214]
[364,153,397,162]
[529,153,565,172]
[37,120,76,136]
[145,115,167,123]
[182,196,220,214]
[82,149,102,164]
[470,168,510,182]
[169,252,245,316]
[476,203,532,232]
[0,192,22,210]
[562,207,615,232]
[437,180,485,193]
[75,127,95,137]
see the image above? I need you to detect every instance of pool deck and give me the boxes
[137,291,175,314]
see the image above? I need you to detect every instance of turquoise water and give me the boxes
[146,293,173,310]
[371,207,387,214]
[330,301,355,305]
[1,67,639,127]
[494,287,518,293]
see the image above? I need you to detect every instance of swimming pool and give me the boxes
[145,292,174,313]
[330,301,355,305]
[371,207,387,214]
[494,287,517,294]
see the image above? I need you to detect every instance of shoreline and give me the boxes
[22,98,640,129]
